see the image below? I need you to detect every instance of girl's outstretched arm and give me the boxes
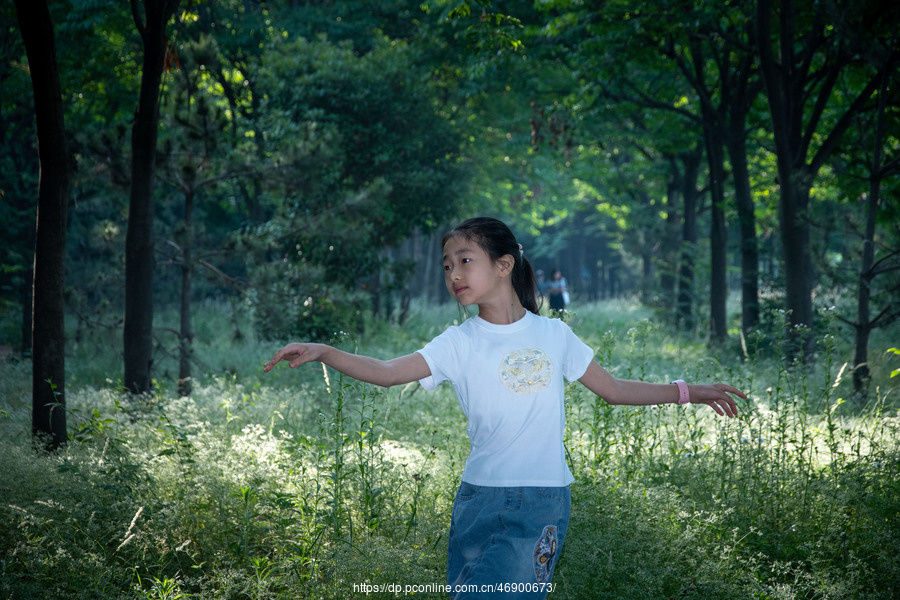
[264,343,431,388]
[578,361,745,418]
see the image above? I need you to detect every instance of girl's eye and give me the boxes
[443,265,451,271]
[461,258,471,264]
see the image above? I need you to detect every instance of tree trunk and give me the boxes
[660,158,681,313]
[124,0,181,393]
[779,181,816,361]
[727,128,760,337]
[178,188,194,397]
[21,269,32,355]
[852,43,891,396]
[756,0,816,362]
[677,150,701,331]
[852,183,879,397]
[704,124,729,347]
[640,246,654,304]
[369,261,383,318]
[723,22,763,340]
[15,0,70,450]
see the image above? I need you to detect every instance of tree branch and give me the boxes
[130,0,146,41]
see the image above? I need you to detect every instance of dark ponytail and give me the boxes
[442,217,542,314]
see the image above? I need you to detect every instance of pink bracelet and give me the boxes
[672,379,690,405]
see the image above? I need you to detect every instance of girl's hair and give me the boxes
[442,217,542,314]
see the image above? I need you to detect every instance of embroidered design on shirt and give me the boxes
[533,524,558,583]
[499,348,553,395]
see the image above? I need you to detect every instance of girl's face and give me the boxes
[442,234,510,306]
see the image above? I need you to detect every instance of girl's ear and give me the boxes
[496,254,515,278]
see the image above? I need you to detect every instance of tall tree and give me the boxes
[124,0,181,393]
[702,113,729,346]
[755,0,898,362]
[14,0,70,450]
[157,37,240,396]
[0,5,37,356]
[851,82,900,395]
[670,148,704,331]
[841,9,900,395]
[670,3,765,340]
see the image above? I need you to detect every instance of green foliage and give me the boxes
[6,0,897,364]
[436,0,526,54]
[228,31,465,340]
[256,32,464,243]
[889,347,900,378]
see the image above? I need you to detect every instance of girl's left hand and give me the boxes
[689,383,746,418]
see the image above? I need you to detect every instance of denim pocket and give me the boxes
[456,481,480,502]
[535,486,564,500]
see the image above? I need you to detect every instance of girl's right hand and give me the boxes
[263,342,325,373]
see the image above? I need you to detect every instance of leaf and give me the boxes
[888,348,900,378]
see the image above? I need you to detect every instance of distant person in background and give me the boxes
[535,269,546,297]
[545,269,568,313]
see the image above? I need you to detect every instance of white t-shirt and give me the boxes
[416,311,594,487]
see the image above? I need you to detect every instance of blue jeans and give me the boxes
[447,483,571,599]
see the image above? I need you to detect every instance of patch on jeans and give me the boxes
[533,525,558,583]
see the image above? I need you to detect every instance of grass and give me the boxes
[1,298,898,599]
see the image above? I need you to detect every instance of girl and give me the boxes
[264,217,745,599]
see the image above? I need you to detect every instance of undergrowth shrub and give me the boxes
[1,299,898,599]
